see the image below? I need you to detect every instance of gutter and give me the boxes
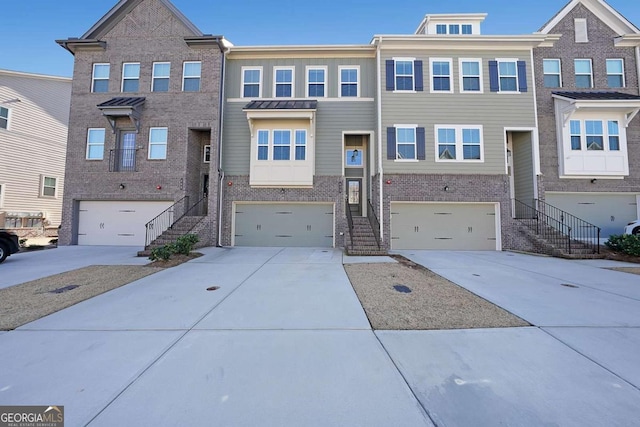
[375,36,384,244]
[637,46,640,96]
[217,43,228,247]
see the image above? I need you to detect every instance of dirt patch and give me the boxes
[607,267,640,276]
[600,247,640,264]
[145,252,203,268]
[344,257,529,330]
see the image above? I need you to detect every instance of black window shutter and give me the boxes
[489,60,499,92]
[416,127,426,160]
[517,60,528,92]
[386,60,395,91]
[414,60,424,91]
[387,127,396,160]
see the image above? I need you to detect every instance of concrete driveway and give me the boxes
[1,247,639,426]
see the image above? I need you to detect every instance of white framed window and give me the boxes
[152,62,170,92]
[575,59,593,88]
[148,127,168,160]
[306,66,327,98]
[575,18,589,43]
[543,59,562,88]
[273,130,291,160]
[459,59,482,92]
[606,59,624,88]
[449,24,460,34]
[430,58,453,93]
[183,61,201,92]
[121,62,140,92]
[242,67,262,98]
[570,120,582,150]
[203,145,211,163]
[41,176,57,198]
[0,183,4,208]
[396,126,417,160]
[257,130,269,160]
[497,60,518,92]
[92,63,110,93]
[339,66,359,97]
[571,120,622,152]
[0,107,9,129]
[462,24,472,34]
[394,58,415,91]
[294,130,307,160]
[345,148,363,167]
[274,67,294,98]
[435,125,484,162]
[436,24,447,34]
[86,128,105,160]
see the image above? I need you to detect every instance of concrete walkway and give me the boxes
[1,247,639,426]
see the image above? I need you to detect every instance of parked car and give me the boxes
[624,220,640,236]
[0,230,20,263]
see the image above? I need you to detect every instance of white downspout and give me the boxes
[530,48,541,202]
[217,45,228,246]
[636,46,640,96]
[376,36,384,244]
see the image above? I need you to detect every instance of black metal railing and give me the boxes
[144,196,188,248]
[367,199,381,248]
[109,149,138,172]
[345,196,354,248]
[513,199,600,254]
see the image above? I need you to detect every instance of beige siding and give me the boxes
[381,49,537,175]
[0,72,71,227]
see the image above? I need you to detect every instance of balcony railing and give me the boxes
[109,149,138,172]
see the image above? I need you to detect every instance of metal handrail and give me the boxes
[538,200,600,254]
[367,198,381,248]
[144,196,188,248]
[345,196,354,248]
[109,149,138,172]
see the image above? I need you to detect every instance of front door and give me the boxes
[119,131,137,172]
[347,178,362,217]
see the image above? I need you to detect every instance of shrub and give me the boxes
[174,234,199,255]
[19,238,28,247]
[606,234,640,257]
[149,243,176,261]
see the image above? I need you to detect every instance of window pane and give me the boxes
[395,61,413,75]
[585,121,603,135]
[184,62,201,77]
[244,69,260,83]
[397,128,415,143]
[153,78,169,92]
[149,144,167,159]
[606,59,623,74]
[309,84,324,97]
[462,25,472,34]
[463,128,480,143]
[123,80,139,92]
[586,136,604,150]
[150,128,168,143]
[433,62,449,76]
[570,120,581,134]
[87,145,104,159]
[439,145,456,160]
[574,60,591,74]
[395,76,413,91]
[607,75,623,88]
[341,69,357,83]
[88,129,105,143]
[308,69,324,83]
[183,78,200,92]
[341,84,357,97]
[463,145,481,160]
[575,75,591,88]
[544,75,560,88]
[571,136,582,150]
[153,63,170,77]
[609,136,620,151]
[273,147,290,160]
[463,77,480,91]
[295,146,306,161]
[43,187,56,197]
[438,128,455,143]
[499,62,516,76]
[94,64,110,78]
[276,69,292,83]
[500,77,517,91]
[275,84,292,97]
[345,149,362,166]
[244,84,260,98]
[462,61,479,75]
[449,24,459,34]
[44,177,56,187]
[93,80,108,92]
[608,121,619,135]
[123,64,140,78]
[257,146,268,160]
[543,59,560,74]
[436,24,446,34]
[295,130,306,144]
[397,144,415,159]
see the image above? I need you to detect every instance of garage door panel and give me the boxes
[391,203,497,250]
[235,203,334,247]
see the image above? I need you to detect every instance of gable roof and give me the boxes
[538,0,639,35]
[82,0,203,40]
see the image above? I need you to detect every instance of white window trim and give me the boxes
[575,18,589,43]
[92,63,110,93]
[338,65,360,98]
[459,58,483,93]
[256,129,270,161]
[393,57,416,93]
[203,145,211,163]
[305,66,328,98]
[543,58,562,88]
[182,61,202,92]
[148,127,168,160]
[574,58,593,89]
[0,183,5,208]
[151,62,171,92]
[294,129,307,160]
[449,24,460,34]
[241,66,263,99]
[606,58,625,88]
[40,176,58,198]
[121,62,140,92]
[430,58,454,93]
[0,106,10,130]
[273,66,295,98]
[434,125,484,163]
[394,124,418,162]
[86,128,106,160]
[496,58,520,94]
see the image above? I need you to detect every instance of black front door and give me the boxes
[347,178,362,217]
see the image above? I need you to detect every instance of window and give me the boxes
[306,67,326,98]
[575,18,588,43]
[489,59,527,92]
[242,67,262,98]
[386,59,423,92]
[152,62,170,92]
[395,60,414,91]
[41,176,57,197]
[92,63,110,93]
[345,149,363,167]
[498,61,517,91]
[570,120,582,150]
[569,119,622,152]
[148,127,168,159]
[575,59,592,88]
[435,125,483,161]
[257,130,269,160]
[430,59,452,92]
[183,61,201,92]
[0,183,4,208]
[396,128,417,160]
[86,128,105,160]
[608,121,620,151]
[273,130,291,160]
[585,120,604,150]
[460,59,482,92]
[606,59,624,88]
[436,24,447,34]
[295,130,306,160]
[339,67,359,97]
[0,107,8,129]
[462,24,472,34]
[122,63,140,92]
[543,59,562,88]
[274,67,294,97]
[203,145,211,163]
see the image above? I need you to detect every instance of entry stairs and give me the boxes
[346,217,387,256]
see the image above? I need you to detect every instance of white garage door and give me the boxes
[391,202,499,250]
[545,193,639,237]
[234,203,334,247]
[78,201,173,246]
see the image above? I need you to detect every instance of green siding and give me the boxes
[513,132,535,205]
[381,49,537,175]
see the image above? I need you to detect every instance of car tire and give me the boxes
[0,242,8,264]
[633,227,640,236]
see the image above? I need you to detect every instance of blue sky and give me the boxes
[1,0,638,77]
